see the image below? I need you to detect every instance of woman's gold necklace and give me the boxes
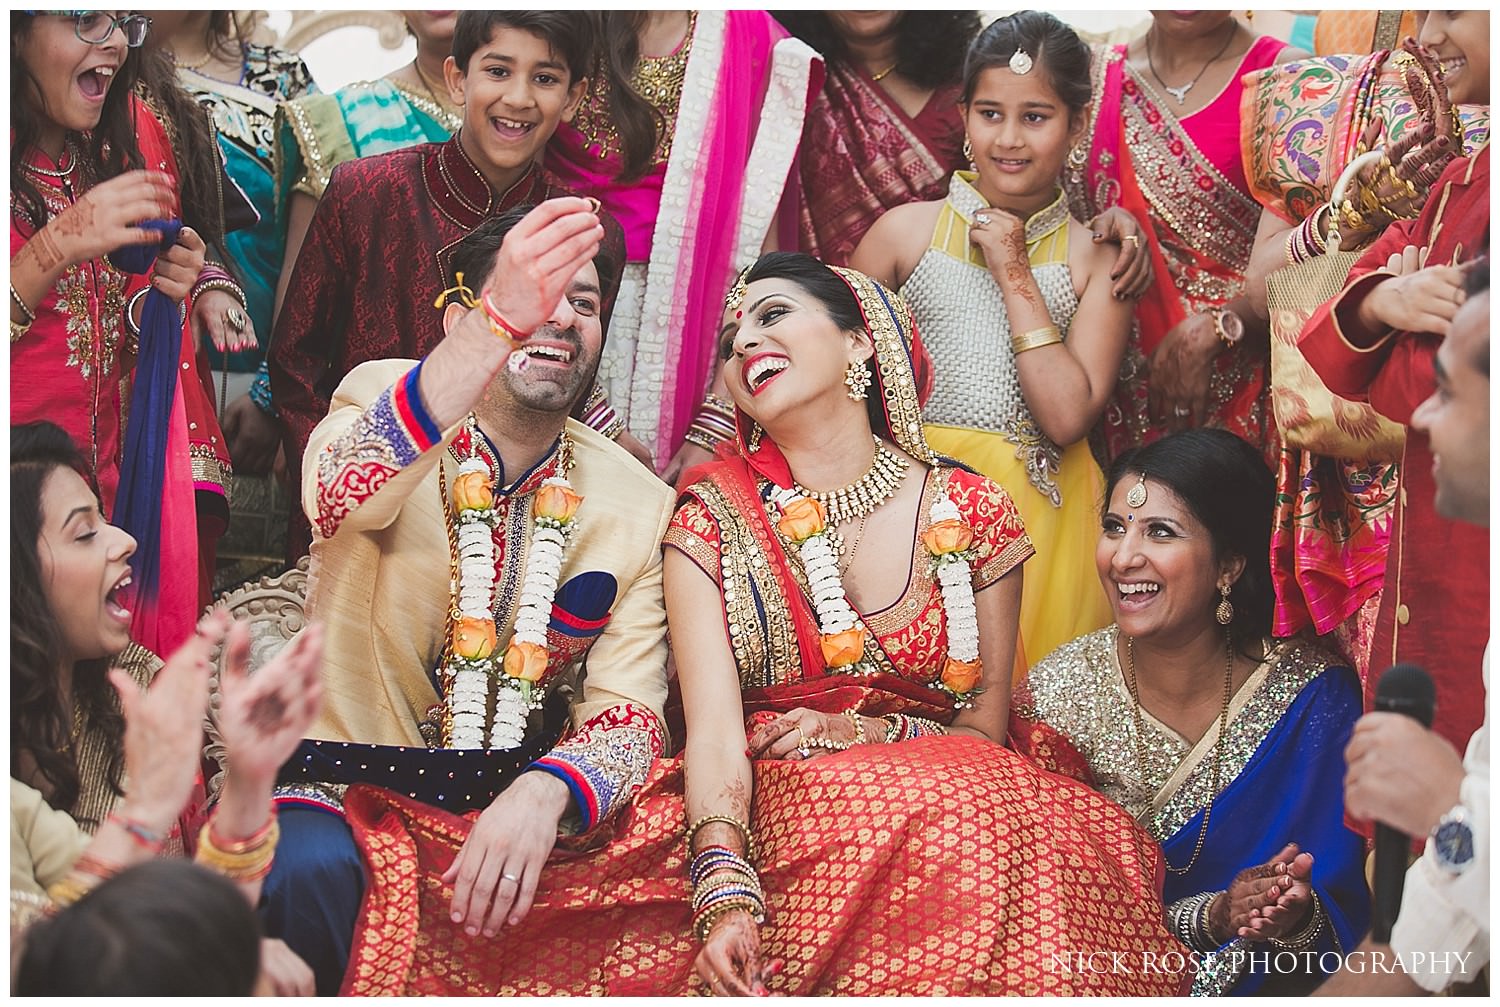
[795,436,908,527]
[794,436,909,559]
[1123,633,1234,875]
[870,61,899,82]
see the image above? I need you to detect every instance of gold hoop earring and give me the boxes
[1215,583,1234,626]
[844,359,872,401]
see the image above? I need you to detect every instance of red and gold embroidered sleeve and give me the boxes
[944,468,1035,591]
[661,494,722,585]
[529,703,665,832]
[312,364,443,540]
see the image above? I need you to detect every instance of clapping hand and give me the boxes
[217,620,324,787]
[1361,244,1471,336]
[1209,843,1316,944]
[1339,43,1460,250]
[110,608,229,824]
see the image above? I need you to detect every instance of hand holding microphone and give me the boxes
[1343,665,1461,942]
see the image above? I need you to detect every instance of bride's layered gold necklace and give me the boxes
[793,436,908,567]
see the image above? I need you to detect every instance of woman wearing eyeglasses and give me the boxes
[10,10,208,654]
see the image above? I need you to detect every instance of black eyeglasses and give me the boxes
[25,11,153,48]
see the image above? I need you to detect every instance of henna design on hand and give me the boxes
[21,225,68,273]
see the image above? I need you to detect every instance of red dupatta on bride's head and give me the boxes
[682,262,937,683]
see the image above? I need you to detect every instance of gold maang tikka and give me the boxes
[723,265,751,318]
[1125,472,1148,509]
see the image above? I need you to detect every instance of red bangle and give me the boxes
[480,289,532,342]
[206,811,277,854]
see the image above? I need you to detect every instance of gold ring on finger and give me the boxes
[1121,233,1139,246]
[225,306,248,332]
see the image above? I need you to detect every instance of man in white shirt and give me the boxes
[1317,258,1489,995]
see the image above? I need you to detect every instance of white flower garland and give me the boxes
[927,495,983,707]
[769,485,983,695]
[443,437,580,749]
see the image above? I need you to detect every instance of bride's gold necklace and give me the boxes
[794,436,908,529]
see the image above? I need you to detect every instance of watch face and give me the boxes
[1220,310,1244,342]
[1435,819,1475,868]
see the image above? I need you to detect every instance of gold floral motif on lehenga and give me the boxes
[55,262,126,381]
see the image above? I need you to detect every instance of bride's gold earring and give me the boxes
[748,423,764,452]
[844,359,872,401]
[962,135,973,166]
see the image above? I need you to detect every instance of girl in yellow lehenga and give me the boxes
[854,12,1136,675]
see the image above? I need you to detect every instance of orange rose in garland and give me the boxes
[452,469,495,512]
[921,517,974,556]
[925,495,983,707]
[940,657,983,696]
[452,616,497,661]
[820,627,867,669]
[534,481,583,523]
[776,496,827,542]
[503,639,549,682]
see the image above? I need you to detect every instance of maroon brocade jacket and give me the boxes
[268,134,622,555]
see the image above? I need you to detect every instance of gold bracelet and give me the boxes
[45,874,93,908]
[11,317,33,344]
[196,816,280,881]
[701,392,736,418]
[10,282,36,322]
[1011,325,1063,355]
[686,813,756,861]
[846,709,867,745]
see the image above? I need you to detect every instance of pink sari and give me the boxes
[546,12,820,460]
[1065,37,1285,468]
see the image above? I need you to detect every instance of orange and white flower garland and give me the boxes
[445,445,582,749]
[922,495,983,707]
[771,488,867,671]
[773,488,983,699]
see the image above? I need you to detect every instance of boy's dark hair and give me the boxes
[449,206,620,318]
[452,11,596,82]
[16,861,262,995]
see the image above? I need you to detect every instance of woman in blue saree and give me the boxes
[1016,429,1368,995]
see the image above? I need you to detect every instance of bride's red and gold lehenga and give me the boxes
[338,268,1187,995]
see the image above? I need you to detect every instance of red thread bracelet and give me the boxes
[480,289,532,342]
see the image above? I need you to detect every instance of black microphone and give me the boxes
[1369,663,1435,943]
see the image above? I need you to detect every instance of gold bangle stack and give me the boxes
[1011,325,1062,356]
[686,813,756,861]
[195,814,280,882]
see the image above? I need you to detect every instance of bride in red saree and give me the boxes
[338,256,1185,995]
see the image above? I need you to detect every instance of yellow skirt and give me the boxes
[924,425,1112,682]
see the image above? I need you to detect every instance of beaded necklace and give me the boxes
[1123,633,1233,874]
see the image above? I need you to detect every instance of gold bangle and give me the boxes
[846,710,867,746]
[11,317,33,344]
[1011,325,1063,355]
[45,874,93,908]
[686,813,756,861]
[10,282,36,322]
[195,816,279,881]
